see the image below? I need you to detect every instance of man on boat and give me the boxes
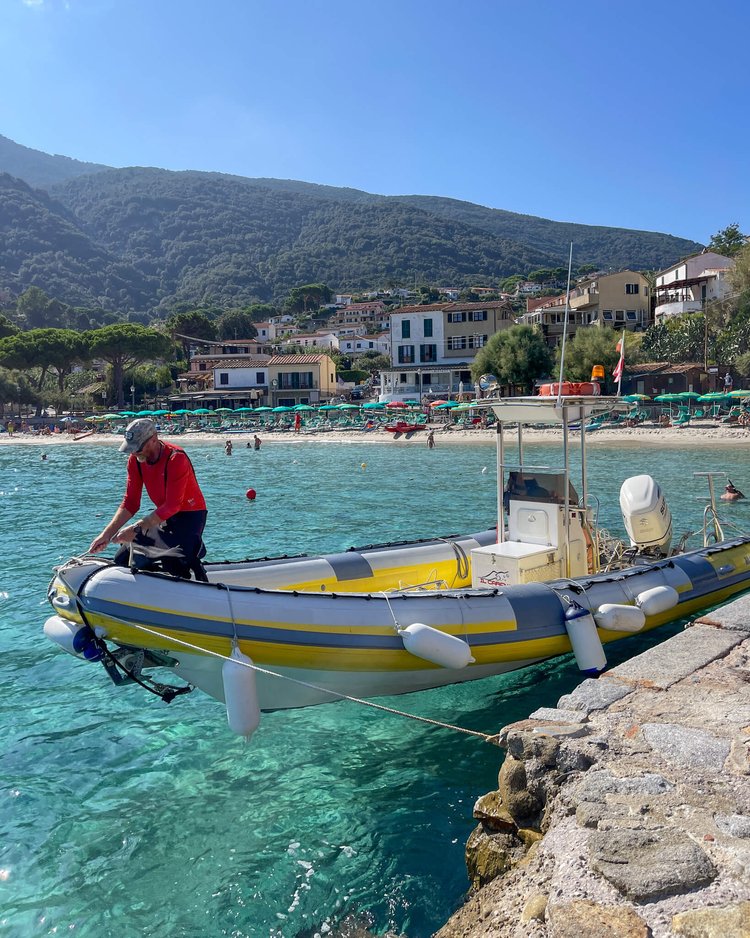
[88,418,208,580]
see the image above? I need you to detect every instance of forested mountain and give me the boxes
[0,136,704,315]
[0,135,110,189]
[0,173,155,309]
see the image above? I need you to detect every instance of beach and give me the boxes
[3,421,750,448]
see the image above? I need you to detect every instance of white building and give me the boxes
[654,251,735,322]
[280,331,340,351]
[338,333,390,356]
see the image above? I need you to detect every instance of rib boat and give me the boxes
[45,395,750,735]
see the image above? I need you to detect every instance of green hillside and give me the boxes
[0,135,705,314]
[0,134,110,189]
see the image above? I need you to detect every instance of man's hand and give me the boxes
[111,524,140,545]
[88,533,111,553]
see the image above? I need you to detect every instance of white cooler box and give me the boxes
[471,542,561,588]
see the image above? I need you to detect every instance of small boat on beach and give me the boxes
[44,394,750,734]
[384,420,425,433]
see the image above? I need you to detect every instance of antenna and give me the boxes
[556,242,574,408]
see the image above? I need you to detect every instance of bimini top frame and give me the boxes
[485,395,625,574]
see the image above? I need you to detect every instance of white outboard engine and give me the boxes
[619,474,672,555]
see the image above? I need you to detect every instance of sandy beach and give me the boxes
[3,421,750,448]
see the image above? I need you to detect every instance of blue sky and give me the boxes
[1,0,747,243]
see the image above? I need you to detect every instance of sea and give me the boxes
[1,436,749,938]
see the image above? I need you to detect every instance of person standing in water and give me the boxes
[225,439,233,455]
[427,429,435,449]
[254,434,262,450]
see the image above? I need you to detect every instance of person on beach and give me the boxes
[224,439,233,455]
[721,480,745,501]
[254,435,262,450]
[427,429,435,449]
[88,418,208,580]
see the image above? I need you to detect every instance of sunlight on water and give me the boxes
[1,439,748,936]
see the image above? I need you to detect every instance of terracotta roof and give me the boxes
[444,300,512,311]
[192,357,270,368]
[268,354,333,364]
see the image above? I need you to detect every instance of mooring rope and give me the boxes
[108,618,497,744]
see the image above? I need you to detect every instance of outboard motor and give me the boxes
[619,474,672,556]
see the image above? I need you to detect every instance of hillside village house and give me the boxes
[339,333,390,356]
[380,300,515,402]
[171,352,337,408]
[521,271,651,347]
[327,301,389,334]
[280,331,339,352]
[653,251,735,322]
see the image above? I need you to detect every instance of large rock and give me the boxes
[641,723,731,773]
[465,824,521,889]
[589,828,717,901]
[672,901,750,937]
[498,755,543,828]
[547,900,650,937]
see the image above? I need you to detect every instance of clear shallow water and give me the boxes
[1,438,749,938]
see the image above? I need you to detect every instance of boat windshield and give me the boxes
[505,470,579,506]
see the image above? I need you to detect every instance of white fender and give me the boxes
[222,647,261,739]
[564,603,606,675]
[635,585,679,617]
[43,615,98,659]
[400,623,475,669]
[594,603,646,634]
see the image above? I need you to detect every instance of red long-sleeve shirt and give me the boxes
[120,442,206,521]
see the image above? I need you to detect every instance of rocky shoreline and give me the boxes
[436,595,750,938]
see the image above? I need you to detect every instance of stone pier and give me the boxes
[435,595,750,938]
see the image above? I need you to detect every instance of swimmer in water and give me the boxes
[721,479,745,501]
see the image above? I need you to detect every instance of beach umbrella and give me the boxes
[653,393,678,402]
[101,413,121,420]
[254,406,272,412]
[362,401,385,409]
[294,404,315,411]
[436,400,460,408]
[319,404,339,411]
[171,408,191,415]
[386,401,408,408]
[402,399,421,406]
[697,392,727,402]
[728,389,750,398]
[151,409,169,416]
[272,405,293,412]
[429,400,448,408]
[622,394,650,402]
[118,410,137,417]
[678,391,701,400]
[193,408,213,414]
[214,407,234,413]
[337,403,360,410]
[235,406,255,412]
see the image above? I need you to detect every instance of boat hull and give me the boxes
[47,533,750,710]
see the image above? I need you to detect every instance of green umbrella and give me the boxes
[118,410,137,417]
[654,393,679,402]
[362,401,385,409]
[235,406,255,412]
[678,391,701,400]
[402,399,421,405]
[436,400,460,408]
[152,409,169,415]
[272,405,293,412]
[102,413,121,420]
[254,406,272,412]
[294,404,315,411]
[193,408,213,414]
[622,394,650,402]
[728,389,750,398]
[337,403,360,410]
[698,392,728,402]
[135,409,155,416]
[172,408,192,414]
[214,407,234,413]
[319,404,339,411]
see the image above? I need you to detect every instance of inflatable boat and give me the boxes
[44,395,750,735]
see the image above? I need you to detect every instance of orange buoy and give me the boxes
[245,488,257,500]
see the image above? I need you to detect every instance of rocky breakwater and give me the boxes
[436,594,750,938]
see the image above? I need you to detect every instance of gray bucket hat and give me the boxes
[119,417,157,454]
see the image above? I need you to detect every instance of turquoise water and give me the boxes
[2,438,749,938]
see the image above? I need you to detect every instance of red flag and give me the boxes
[613,335,625,382]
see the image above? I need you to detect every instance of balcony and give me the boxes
[654,300,703,320]
[570,289,599,310]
